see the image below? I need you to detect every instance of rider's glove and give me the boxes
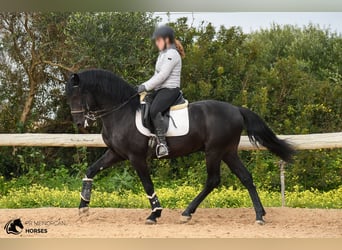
[137,84,147,94]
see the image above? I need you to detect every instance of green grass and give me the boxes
[0,184,341,209]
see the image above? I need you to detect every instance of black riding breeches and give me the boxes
[149,88,180,119]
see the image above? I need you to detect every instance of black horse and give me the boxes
[66,69,294,225]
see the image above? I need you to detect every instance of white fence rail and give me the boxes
[0,132,341,207]
[0,132,341,149]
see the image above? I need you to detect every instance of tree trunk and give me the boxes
[19,80,37,125]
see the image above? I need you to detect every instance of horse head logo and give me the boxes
[4,218,24,235]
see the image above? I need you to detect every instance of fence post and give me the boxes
[279,160,286,207]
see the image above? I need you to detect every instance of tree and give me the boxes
[0,12,71,132]
[0,13,341,191]
[64,12,158,83]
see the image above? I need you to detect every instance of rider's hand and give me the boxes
[137,84,147,93]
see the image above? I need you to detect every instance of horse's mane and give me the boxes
[77,69,140,111]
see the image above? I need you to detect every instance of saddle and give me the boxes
[140,91,188,134]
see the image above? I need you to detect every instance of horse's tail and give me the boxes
[238,107,295,162]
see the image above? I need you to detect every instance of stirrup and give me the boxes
[156,143,169,158]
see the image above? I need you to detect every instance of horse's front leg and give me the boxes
[79,149,123,215]
[130,157,162,224]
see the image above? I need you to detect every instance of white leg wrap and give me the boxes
[82,177,93,182]
[80,193,90,202]
[146,192,156,199]
[80,176,93,202]
[152,207,163,213]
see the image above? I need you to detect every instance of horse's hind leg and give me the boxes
[79,149,123,215]
[222,152,266,224]
[181,151,222,222]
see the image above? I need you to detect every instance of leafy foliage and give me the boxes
[0,13,341,197]
[0,184,341,209]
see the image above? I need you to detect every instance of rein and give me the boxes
[85,92,139,121]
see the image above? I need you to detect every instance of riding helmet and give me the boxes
[152,25,175,41]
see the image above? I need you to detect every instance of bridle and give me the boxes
[70,85,86,115]
[70,85,139,122]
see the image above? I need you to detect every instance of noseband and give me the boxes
[70,110,86,114]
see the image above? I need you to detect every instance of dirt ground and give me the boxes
[1,207,341,238]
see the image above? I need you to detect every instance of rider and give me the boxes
[137,25,185,158]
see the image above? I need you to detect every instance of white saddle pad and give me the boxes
[135,108,189,137]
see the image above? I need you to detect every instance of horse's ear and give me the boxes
[70,73,80,86]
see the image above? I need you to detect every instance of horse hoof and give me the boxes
[79,207,89,216]
[145,219,157,225]
[255,219,265,225]
[180,215,192,223]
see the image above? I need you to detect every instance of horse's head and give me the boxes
[66,69,139,130]
[66,73,86,128]
[66,73,96,129]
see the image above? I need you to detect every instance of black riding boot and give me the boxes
[153,112,169,158]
